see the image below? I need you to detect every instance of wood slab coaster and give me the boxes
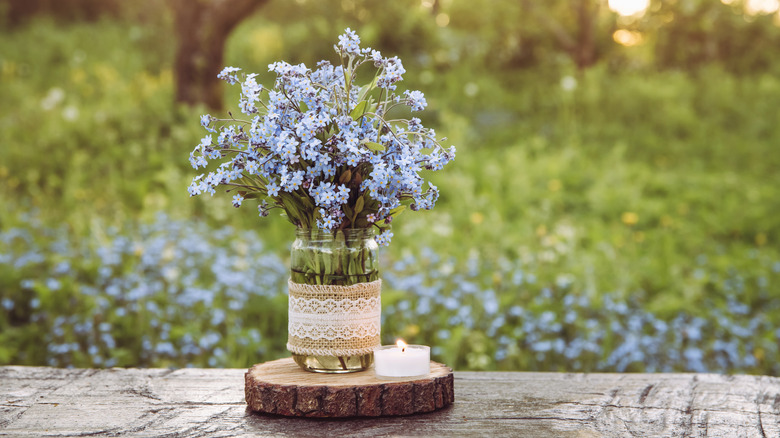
[245,357,454,417]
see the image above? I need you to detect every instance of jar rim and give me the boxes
[295,227,375,238]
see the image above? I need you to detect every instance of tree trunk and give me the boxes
[522,0,601,71]
[574,0,598,70]
[169,0,268,111]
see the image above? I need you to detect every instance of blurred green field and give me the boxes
[1,3,779,373]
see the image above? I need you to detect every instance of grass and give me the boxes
[1,17,779,373]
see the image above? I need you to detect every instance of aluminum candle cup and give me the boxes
[374,343,430,379]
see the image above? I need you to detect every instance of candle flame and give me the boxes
[396,339,407,352]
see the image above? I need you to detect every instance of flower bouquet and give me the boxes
[188,29,455,372]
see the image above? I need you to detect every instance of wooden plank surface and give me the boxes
[1,365,779,437]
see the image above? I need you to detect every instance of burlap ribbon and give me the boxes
[287,279,381,356]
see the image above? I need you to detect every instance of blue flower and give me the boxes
[232,194,244,208]
[404,90,427,111]
[317,214,337,230]
[283,170,304,191]
[217,66,241,84]
[335,185,350,204]
[336,28,361,56]
[200,114,215,133]
[311,181,336,207]
[377,56,405,90]
[375,229,393,246]
[46,278,61,291]
[266,181,280,197]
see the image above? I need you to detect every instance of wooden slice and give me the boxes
[245,357,454,417]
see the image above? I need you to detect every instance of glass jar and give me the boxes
[288,228,380,373]
[290,228,379,286]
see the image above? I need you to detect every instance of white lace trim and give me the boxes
[288,320,381,339]
[289,297,381,316]
[287,279,381,356]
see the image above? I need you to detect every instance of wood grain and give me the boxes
[244,358,454,417]
[1,365,780,437]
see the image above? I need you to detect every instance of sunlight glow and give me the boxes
[608,0,650,16]
[613,29,644,46]
[744,0,780,15]
[435,13,450,27]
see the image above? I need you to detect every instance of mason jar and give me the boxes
[288,228,380,373]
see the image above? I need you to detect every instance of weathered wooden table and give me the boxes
[1,365,778,437]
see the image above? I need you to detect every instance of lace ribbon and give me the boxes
[287,279,381,356]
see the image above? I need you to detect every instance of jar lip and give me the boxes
[295,227,375,238]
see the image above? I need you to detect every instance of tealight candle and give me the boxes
[374,340,430,379]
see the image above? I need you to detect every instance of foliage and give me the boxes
[648,0,780,74]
